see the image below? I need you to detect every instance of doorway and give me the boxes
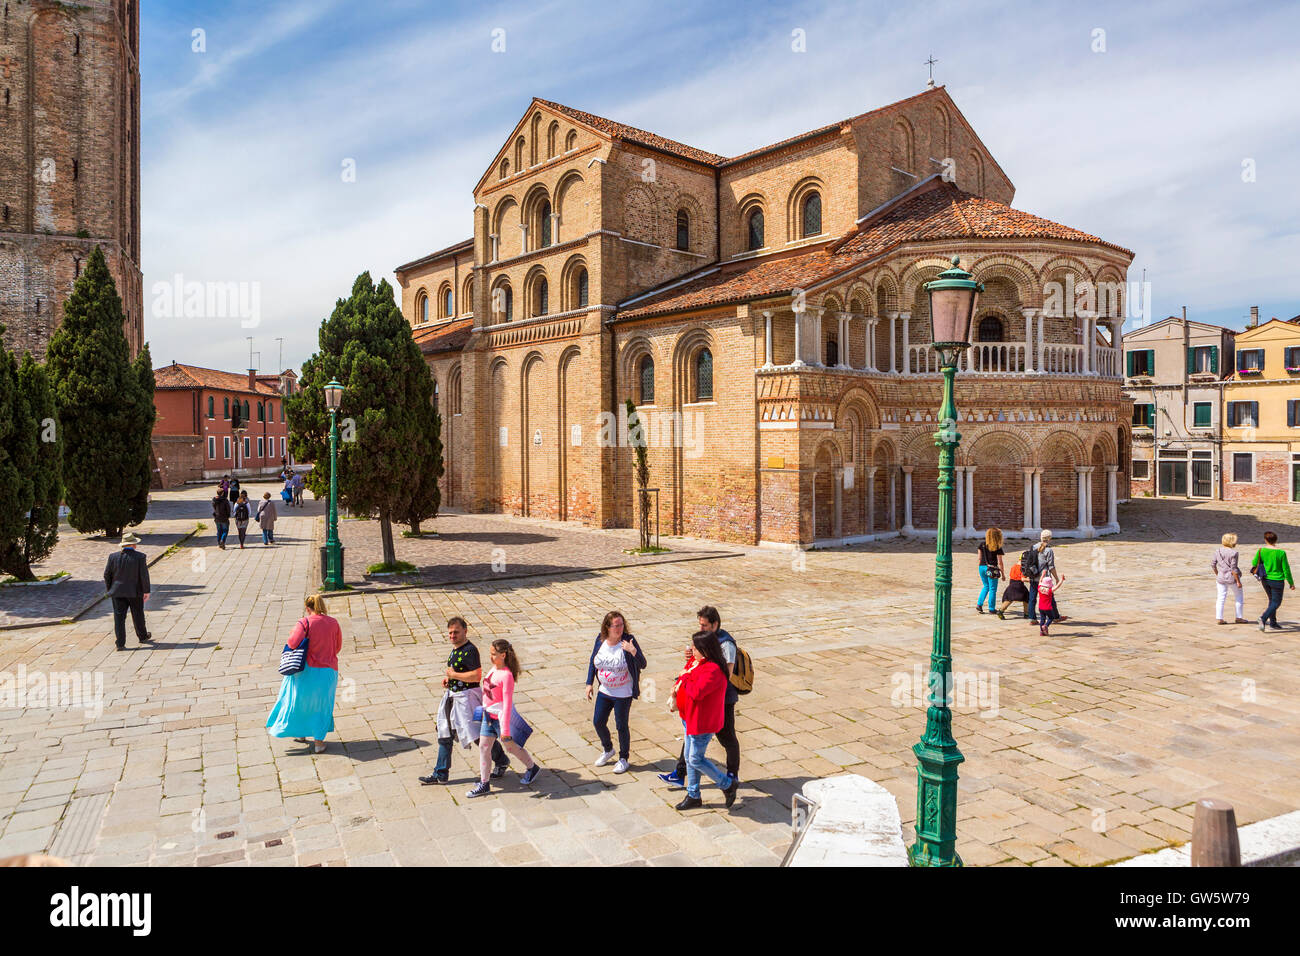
[1158,457,1187,497]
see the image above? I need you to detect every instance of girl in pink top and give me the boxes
[1037,572,1060,637]
[468,639,541,798]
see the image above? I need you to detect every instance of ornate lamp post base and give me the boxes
[909,723,964,867]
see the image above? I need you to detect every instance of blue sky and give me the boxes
[141,0,1300,374]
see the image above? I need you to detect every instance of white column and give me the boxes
[1082,313,1093,374]
[833,468,843,538]
[1106,465,1118,527]
[888,468,897,530]
[763,311,773,368]
[1032,467,1043,530]
[489,234,499,261]
[519,222,529,250]
[838,313,850,368]
[866,318,876,371]
[954,465,965,540]
[901,312,911,374]
[965,466,976,535]
[1037,313,1045,373]
[550,212,560,244]
[793,310,805,367]
[1023,309,1036,373]
[1075,466,1089,535]
[1021,467,1035,534]
[866,466,877,534]
[902,465,914,533]
[889,312,898,373]
[813,309,824,366]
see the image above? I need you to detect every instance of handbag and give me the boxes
[279,617,310,675]
[1251,563,1268,585]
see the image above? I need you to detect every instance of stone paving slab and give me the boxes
[329,509,736,591]
[1,493,1299,866]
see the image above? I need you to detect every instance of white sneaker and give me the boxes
[594,750,616,767]
[613,758,630,774]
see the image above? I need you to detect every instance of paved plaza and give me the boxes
[1,486,1298,866]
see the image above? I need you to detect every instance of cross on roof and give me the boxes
[924,55,939,85]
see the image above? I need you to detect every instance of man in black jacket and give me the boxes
[212,492,232,550]
[103,533,153,650]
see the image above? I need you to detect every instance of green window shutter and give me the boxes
[1126,351,1134,377]
[1147,350,1156,374]
[1210,345,1219,374]
[1187,347,1195,375]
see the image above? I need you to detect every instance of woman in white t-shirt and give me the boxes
[584,610,648,774]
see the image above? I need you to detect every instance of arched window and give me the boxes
[242,400,250,422]
[539,200,552,247]
[639,355,655,405]
[547,121,559,158]
[565,129,577,151]
[676,210,690,251]
[576,269,588,308]
[207,396,214,418]
[223,397,230,419]
[826,337,838,367]
[257,401,265,423]
[802,192,822,237]
[499,159,509,180]
[514,136,524,171]
[269,401,276,422]
[747,210,764,251]
[418,292,428,324]
[442,288,453,318]
[977,315,1004,342]
[535,278,548,316]
[432,380,439,413]
[494,283,514,323]
[694,349,713,402]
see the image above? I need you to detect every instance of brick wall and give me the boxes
[151,434,204,490]
[0,0,142,360]
[1223,449,1292,503]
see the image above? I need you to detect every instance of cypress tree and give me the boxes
[128,344,157,526]
[0,354,62,579]
[399,401,443,536]
[287,272,441,566]
[45,245,153,537]
[0,332,37,579]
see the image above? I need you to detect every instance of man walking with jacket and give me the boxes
[212,491,232,550]
[103,533,152,650]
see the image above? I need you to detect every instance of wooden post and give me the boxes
[1191,798,1241,866]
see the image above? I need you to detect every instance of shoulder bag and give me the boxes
[279,617,310,675]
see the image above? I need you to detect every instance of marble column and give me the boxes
[1032,467,1043,530]
[838,313,850,369]
[888,312,898,373]
[866,466,877,534]
[866,318,877,371]
[1021,466,1035,534]
[812,308,824,366]
[793,310,805,367]
[1023,308,1037,373]
[965,466,976,536]
[763,311,773,368]
[901,312,912,374]
[902,465,914,533]
[1075,466,1089,536]
[833,468,843,539]
[888,467,897,530]
[954,465,965,540]
[1106,465,1118,526]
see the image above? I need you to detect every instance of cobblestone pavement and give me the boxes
[331,510,734,590]
[0,485,245,629]
[0,491,1298,866]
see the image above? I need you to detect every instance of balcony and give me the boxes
[898,341,1117,377]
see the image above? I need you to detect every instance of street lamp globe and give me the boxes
[925,256,982,348]
[324,379,344,411]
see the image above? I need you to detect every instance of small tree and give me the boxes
[46,246,153,537]
[287,272,440,566]
[0,336,37,578]
[625,398,651,551]
[0,354,62,580]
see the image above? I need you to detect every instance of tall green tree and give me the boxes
[625,398,652,551]
[45,245,154,537]
[0,330,37,579]
[287,272,441,566]
[128,344,157,527]
[0,354,63,580]
[399,402,443,536]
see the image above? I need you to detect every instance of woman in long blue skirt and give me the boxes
[267,595,343,753]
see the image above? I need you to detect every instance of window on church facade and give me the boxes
[576,269,588,308]
[639,356,655,405]
[826,338,838,367]
[802,192,821,237]
[565,130,577,151]
[540,200,552,247]
[535,278,548,316]
[500,159,509,180]
[977,315,1004,342]
[418,292,428,324]
[747,210,764,251]
[676,210,689,251]
[442,288,452,318]
[694,349,713,402]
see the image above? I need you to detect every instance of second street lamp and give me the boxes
[910,256,982,868]
[323,379,345,591]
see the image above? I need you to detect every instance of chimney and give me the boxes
[248,369,257,391]
[1250,306,1260,328]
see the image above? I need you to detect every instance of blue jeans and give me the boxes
[435,737,507,778]
[262,528,274,544]
[593,692,632,759]
[215,521,229,545]
[683,724,731,798]
[978,566,998,611]
[1262,579,1285,626]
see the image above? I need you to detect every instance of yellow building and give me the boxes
[1221,318,1300,502]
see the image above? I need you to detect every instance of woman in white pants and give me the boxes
[1211,532,1245,624]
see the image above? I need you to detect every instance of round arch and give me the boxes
[787,176,826,241]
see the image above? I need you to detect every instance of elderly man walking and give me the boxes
[103,533,153,650]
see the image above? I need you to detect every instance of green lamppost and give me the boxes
[909,256,982,868]
[323,378,345,591]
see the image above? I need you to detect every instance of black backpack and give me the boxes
[1020,548,1039,577]
[235,502,249,521]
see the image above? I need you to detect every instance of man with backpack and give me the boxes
[660,605,751,789]
[1019,543,1041,624]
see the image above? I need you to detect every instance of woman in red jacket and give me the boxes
[670,630,738,811]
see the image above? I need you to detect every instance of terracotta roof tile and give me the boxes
[536,99,728,166]
[413,318,474,355]
[154,363,282,396]
[618,182,1133,320]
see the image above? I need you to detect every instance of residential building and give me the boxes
[1124,314,1235,499]
[396,85,1134,546]
[1222,316,1300,503]
[151,363,298,488]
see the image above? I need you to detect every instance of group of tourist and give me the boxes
[211,476,279,549]
[975,527,1065,636]
[279,467,306,508]
[266,601,747,812]
[1210,530,1294,629]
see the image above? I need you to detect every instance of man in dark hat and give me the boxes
[103,533,153,650]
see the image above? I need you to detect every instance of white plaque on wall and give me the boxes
[498,426,508,447]
[843,464,854,490]
[571,424,582,446]
[533,429,542,445]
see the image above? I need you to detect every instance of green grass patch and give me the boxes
[401,530,439,538]
[0,570,70,586]
[365,561,418,575]
[623,546,671,555]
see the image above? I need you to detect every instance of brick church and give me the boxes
[0,0,142,359]
[395,84,1133,546]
